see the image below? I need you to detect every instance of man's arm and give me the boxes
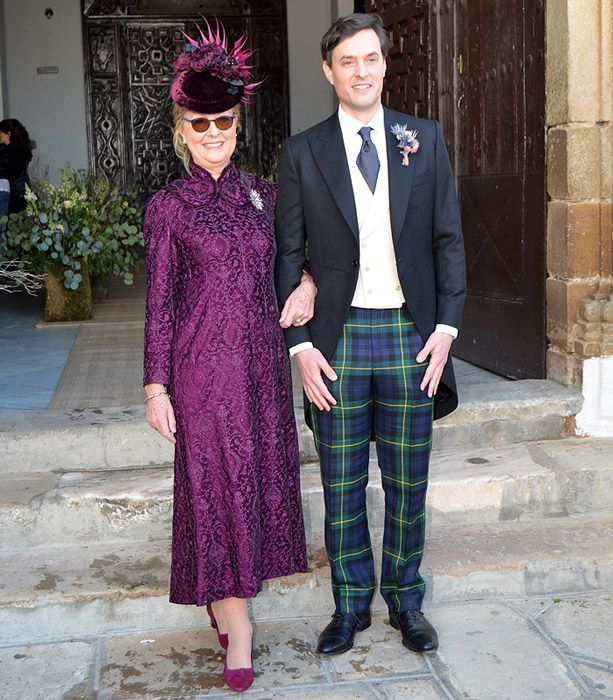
[274,139,311,349]
[274,139,337,411]
[418,122,466,397]
[432,121,466,330]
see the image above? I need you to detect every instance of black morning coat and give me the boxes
[275,106,466,424]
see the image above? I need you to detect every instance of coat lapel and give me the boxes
[385,108,416,244]
[308,114,360,240]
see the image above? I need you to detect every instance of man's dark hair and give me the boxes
[321,13,391,66]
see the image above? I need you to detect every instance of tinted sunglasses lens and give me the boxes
[191,118,210,132]
[215,116,235,130]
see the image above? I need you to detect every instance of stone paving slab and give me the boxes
[2,596,612,699]
[370,677,449,699]
[574,663,613,698]
[430,603,584,699]
[0,640,96,700]
[541,596,613,662]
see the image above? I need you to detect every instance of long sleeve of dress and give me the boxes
[143,191,177,386]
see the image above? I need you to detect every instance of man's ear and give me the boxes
[322,60,334,86]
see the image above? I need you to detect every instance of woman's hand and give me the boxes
[145,384,177,444]
[279,273,317,328]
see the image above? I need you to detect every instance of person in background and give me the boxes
[143,22,313,693]
[0,119,35,215]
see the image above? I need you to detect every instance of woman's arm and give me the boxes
[143,192,178,444]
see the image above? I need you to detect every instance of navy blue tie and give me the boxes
[356,126,380,193]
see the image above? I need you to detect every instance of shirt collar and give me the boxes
[338,105,385,140]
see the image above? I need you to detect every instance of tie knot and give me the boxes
[358,126,373,143]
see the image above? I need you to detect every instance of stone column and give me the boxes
[546,0,612,435]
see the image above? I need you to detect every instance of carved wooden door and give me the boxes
[450,0,546,378]
[82,0,289,199]
[368,0,546,378]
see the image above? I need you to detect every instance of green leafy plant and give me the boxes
[0,169,143,290]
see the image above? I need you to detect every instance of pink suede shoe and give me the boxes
[223,659,254,693]
[206,603,229,650]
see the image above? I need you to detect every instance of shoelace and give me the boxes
[400,610,425,622]
[330,611,361,624]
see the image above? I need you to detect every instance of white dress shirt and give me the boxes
[289,106,457,356]
[339,106,406,308]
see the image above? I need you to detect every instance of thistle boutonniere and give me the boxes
[390,124,420,166]
[249,189,264,211]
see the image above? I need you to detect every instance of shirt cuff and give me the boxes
[435,324,458,339]
[289,341,314,356]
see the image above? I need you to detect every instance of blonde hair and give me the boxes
[172,103,241,175]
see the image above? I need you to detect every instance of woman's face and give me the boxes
[180,109,238,178]
[0,131,10,145]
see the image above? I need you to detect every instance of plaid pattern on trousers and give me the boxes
[311,306,434,614]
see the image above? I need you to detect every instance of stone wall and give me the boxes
[546,0,612,434]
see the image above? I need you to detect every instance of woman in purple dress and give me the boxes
[143,23,312,693]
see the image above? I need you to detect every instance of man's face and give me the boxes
[323,29,386,121]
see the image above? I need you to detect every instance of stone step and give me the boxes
[2,514,612,646]
[2,438,611,551]
[0,380,582,473]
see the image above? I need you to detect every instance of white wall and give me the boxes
[2,0,88,179]
[286,0,357,134]
[335,0,355,18]
[286,0,336,134]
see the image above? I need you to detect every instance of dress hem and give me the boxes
[168,562,309,606]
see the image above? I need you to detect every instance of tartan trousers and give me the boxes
[311,306,434,614]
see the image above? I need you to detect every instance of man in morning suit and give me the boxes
[275,13,466,655]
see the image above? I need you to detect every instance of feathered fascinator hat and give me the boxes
[170,20,261,114]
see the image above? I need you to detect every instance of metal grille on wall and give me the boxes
[82,0,289,199]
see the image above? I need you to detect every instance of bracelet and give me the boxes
[144,390,169,403]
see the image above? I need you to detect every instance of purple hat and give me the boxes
[170,20,261,114]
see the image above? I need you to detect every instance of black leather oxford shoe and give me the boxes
[389,610,439,653]
[316,610,372,655]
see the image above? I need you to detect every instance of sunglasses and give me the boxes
[182,114,237,133]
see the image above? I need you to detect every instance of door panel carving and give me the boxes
[82,1,288,199]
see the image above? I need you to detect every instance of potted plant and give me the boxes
[0,170,143,321]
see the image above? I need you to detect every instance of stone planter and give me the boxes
[44,267,93,322]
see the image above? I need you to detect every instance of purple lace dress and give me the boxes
[143,163,307,605]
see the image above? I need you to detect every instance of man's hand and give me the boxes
[294,347,337,411]
[279,274,317,328]
[416,331,454,398]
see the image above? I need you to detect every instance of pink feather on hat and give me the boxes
[171,19,262,114]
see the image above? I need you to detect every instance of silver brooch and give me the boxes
[249,189,264,211]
